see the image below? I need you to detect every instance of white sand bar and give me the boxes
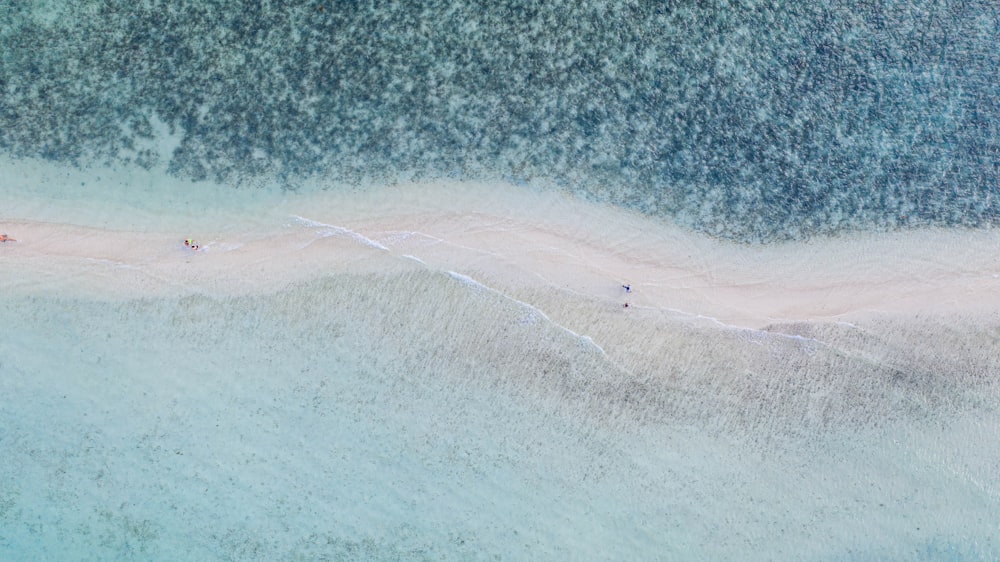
[3,169,1000,330]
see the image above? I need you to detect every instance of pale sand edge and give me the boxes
[4,181,1000,330]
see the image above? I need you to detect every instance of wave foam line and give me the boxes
[291,215,389,251]
[290,220,613,360]
[446,270,610,359]
[645,303,830,349]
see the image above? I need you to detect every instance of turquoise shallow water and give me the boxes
[2,249,999,560]
[3,0,1000,559]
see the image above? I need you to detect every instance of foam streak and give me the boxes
[446,270,610,359]
[292,215,390,251]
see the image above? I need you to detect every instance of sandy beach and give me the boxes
[4,176,1000,332]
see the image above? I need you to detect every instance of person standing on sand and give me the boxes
[0,234,15,243]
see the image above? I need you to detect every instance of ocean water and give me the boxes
[3,1,1000,560]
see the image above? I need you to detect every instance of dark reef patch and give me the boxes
[1,0,999,242]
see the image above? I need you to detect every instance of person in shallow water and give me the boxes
[184,238,200,250]
[0,234,15,242]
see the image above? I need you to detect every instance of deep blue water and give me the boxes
[2,0,999,241]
